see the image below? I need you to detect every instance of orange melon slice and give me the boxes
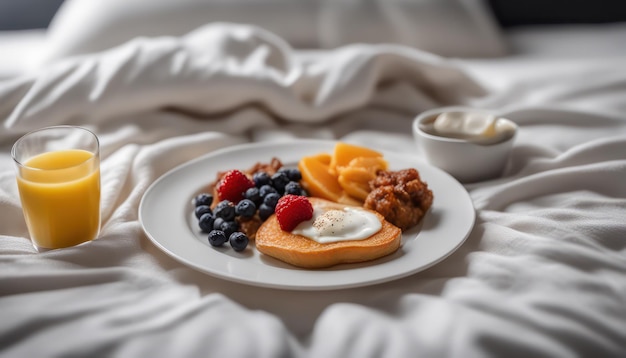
[329,142,384,175]
[337,157,389,201]
[338,167,373,201]
[298,154,344,202]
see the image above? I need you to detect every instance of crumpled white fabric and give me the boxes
[1,23,625,357]
[1,22,484,132]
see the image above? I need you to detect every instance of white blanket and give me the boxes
[1,23,625,357]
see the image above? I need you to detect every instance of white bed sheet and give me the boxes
[0,29,46,80]
[1,22,625,357]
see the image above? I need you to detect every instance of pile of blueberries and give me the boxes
[193,167,306,252]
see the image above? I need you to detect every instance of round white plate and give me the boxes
[139,140,475,290]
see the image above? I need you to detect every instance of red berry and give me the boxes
[275,195,314,232]
[216,170,255,203]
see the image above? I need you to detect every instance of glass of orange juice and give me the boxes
[12,126,101,251]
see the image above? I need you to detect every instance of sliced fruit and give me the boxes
[337,156,389,201]
[311,153,332,166]
[343,156,388,174]
[329,142,384,175]
[298,155,344,202]
[338,167,375,201]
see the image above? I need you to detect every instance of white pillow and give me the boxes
[41,0,320,65]
[40,0,506,65]
[321,0,508,57]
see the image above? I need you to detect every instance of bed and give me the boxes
[1,1,625,357]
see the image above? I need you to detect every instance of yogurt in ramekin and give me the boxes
[413,107,517,183]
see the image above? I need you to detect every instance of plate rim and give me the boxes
[138,139,475,290]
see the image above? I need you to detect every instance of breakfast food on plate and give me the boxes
[255,196,402,268]
[298,142,433,231]
[328,142,385,175]
[364,168,433,231]
[298,153,357,205]
[298,142,388,205]
[215,169,255,203]
[191,141,433,267]
[192,158,308,252]
[337,156,388,201]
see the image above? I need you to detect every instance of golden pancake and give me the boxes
[255,197,401,269]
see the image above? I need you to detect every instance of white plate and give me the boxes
[139,140,475,290]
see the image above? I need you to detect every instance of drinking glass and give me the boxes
[12,126,101,251]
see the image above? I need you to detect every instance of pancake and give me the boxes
[255,197,401,269]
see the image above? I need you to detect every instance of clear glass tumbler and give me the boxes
[12,126,101,251]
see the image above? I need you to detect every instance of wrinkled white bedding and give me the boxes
[0,29,46,80]
[1,23,625,357]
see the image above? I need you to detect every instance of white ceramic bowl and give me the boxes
[413,107,517,183]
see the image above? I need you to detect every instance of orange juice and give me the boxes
[16,149,100,249]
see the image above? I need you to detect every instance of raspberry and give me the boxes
[216,170,255,203]
[275,195,314,232]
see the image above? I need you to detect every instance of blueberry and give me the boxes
[263,193,281,209]
[288,169,302,182]
[208,230,227,247]
[215,200,232,210]
[271,172,290,193]
[194,205,212,219]
[259,184,278,198]
[284,181,302,195]
[235,199,256,218]
[198,213,215,233]
[213,217,225,231]
[194,193,213,207]
[258,203,274,221]
[220,220,239,237]
[253,172,271,188]
[214,200,235,221]
[244,187,261,205]
[229,232,249,252]
[279,167,302,182]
